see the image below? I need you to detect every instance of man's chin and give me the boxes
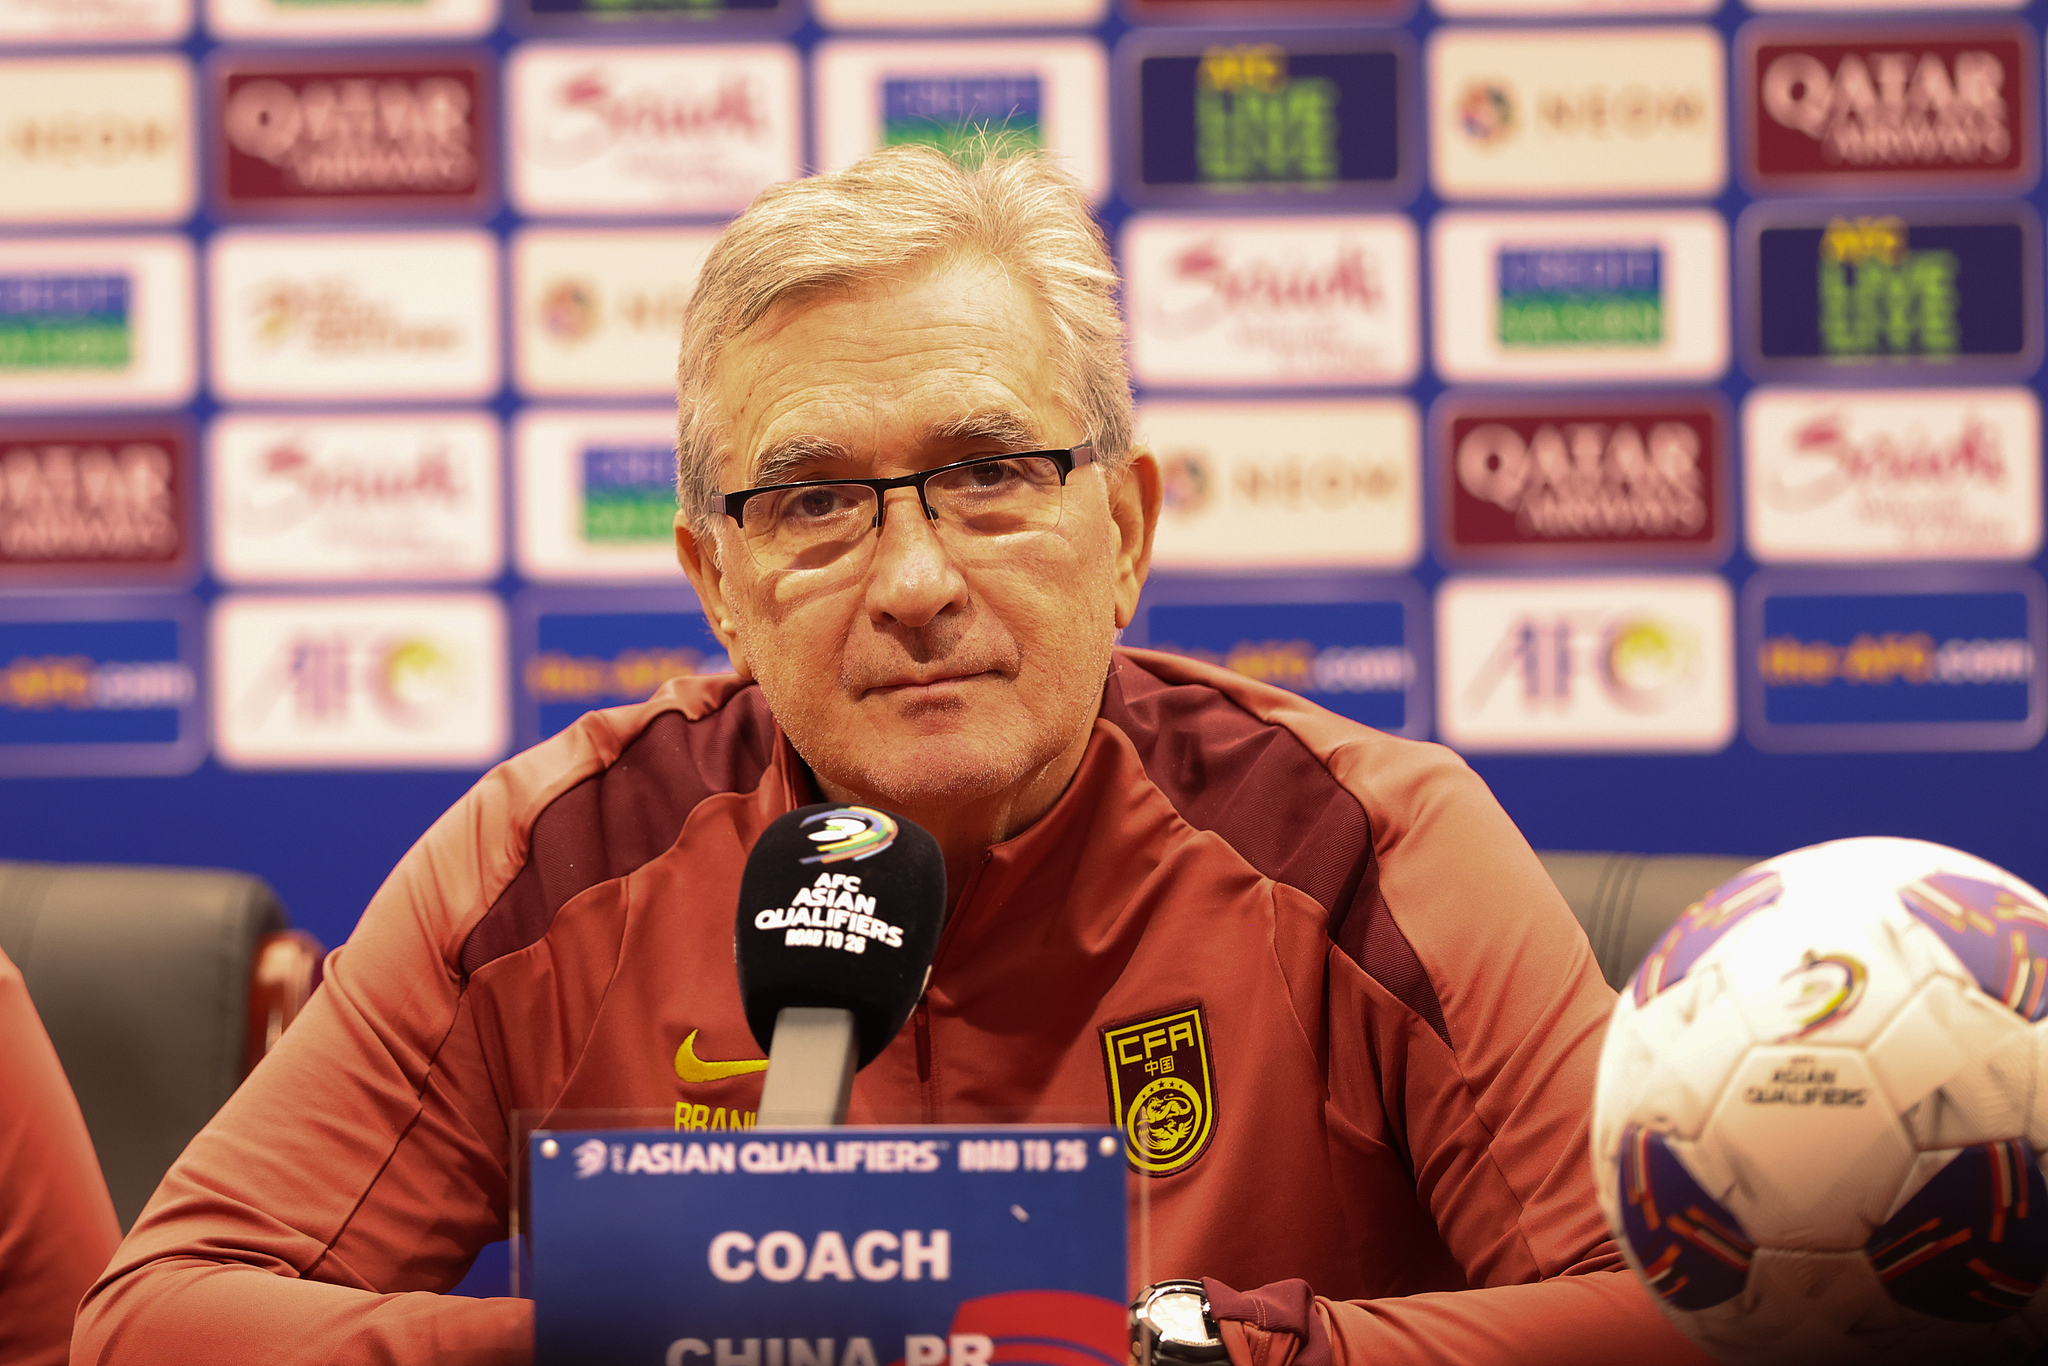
[815,741,1035,822]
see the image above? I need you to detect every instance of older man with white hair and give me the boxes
[75,148,1703,1366]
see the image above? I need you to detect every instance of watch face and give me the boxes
[1152,1291,1216,1347]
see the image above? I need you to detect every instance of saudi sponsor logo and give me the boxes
[1437,574,1735,752]
[582,444,675,544]
[882,74,1041,157]
[209,413,501,584]
[1743,387,2041,562]
[1136,399,1419,570]
[814,0,1103,25]
[1747,27,2031,187]
[1132,40,1402,197]
[1497,245,1662,348]
[212,592,507,769]
[508,46,799,216]
[0,425,184,572]
[0,605,202,775]
[523,0,780,14]
[516,409,682,582]
[1744,570,2045,750]
[1142,596,1422,735]
[1749,210,2035,371]
[1433,210,1727,383]
[1442,399,1722,558]
[814,40,1108,197]
[0,274,129,369]
[1123,214,1418,387]
[217,58,488,208]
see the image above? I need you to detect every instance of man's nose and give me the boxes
[863,486,967,629]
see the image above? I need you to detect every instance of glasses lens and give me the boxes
[740,483,876,570]
[925,456,1066,536]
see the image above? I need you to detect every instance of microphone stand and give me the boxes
[755,1006,858,1127]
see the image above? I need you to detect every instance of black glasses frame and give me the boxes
[710,445,1096,527]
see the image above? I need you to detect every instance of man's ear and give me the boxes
[1108,447,1161,631]
[675,511,753,681]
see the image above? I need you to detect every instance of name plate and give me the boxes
[530,1126,1129,1366]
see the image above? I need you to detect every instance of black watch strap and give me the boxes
[1130,1280,1229,1366]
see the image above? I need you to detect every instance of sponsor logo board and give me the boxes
[1747,208,2037,374]
[1743,25,2034,192]
[513,228,718,398]
[206,0,494,40]
[517,591,728,745]
[1127,39,1406,201]
[209,412,502,585]
[0,597,203,775]
[0,421,191,581]
[521,0,782,18]
[212,592,507,768]
[515,408,681,583]
[1743,387,2041,563]
[1139,590,1426,736]
[213,54,493,214]
[0,0,190,42]
[814,40,1109,200]
[1136,399,1419,570]
[0,56,193,224]
[0,236,195,411]
[209,230,499,402]
[507,45,800,218]
[1433,210,1728,383]
[1746,0,2022,15]
[1438,396,1725,561]
[1123,214,1418,388]
[1429,27,1724,200]
[1744,569,2045,751]
[815,0,1105,24]
[1431,0,1713,17]
[1437,573,1735,752]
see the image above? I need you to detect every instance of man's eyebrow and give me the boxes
[749,434,852,488]
[926,411,1040,450]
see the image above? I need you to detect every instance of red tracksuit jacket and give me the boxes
[74,649,1704,1366]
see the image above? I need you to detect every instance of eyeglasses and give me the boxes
[709,446,1095,572]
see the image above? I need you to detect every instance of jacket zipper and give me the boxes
[917,850,993,1122]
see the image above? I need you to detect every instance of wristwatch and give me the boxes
[1130,1280,1228,1366]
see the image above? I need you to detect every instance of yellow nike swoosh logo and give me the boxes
[674,1029,769,1084]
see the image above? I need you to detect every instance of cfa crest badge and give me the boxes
[1100,1004,1216,1177]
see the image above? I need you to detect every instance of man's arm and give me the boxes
[67,750,586,1366]
[1136,654,1710,1366]
[0,949,120,1366]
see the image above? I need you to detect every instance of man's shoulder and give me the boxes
[393,672,781,978]
[1105,646,1483,839]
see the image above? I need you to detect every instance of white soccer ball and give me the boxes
[1592,836,2048,1365]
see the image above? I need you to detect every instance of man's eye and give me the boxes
[962,461,1018,489]
[779,486,860,523]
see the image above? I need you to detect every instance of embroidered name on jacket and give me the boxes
[1101,1004,1217,1176]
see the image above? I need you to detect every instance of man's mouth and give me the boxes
[862,669,1000,699]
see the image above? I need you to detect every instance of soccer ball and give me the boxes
[1592,837,2048,1365]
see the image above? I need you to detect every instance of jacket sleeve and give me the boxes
[70,768,555,1366]
[0,949,121,1366]
[1142,658,1714,1366]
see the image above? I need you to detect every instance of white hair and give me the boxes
[674,143,1134,534]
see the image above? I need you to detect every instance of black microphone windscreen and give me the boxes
[735,803,947,1068]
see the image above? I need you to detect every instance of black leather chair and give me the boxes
[1538,851,1761,992]
[0,861,322,1228]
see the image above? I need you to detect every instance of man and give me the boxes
[75,148,1703,1365]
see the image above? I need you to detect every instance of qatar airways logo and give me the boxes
[1124,215,1418,387]
[509,46,800,216]
[1744,388,2041,562]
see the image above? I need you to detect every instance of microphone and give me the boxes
[734,803,947,1126]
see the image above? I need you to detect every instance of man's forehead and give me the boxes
[744,409,1047,486]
